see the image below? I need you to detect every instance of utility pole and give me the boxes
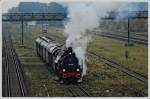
[127,17,130,44]
[21,14,24,46]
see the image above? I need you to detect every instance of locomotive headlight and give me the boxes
[77,68,80,71]
[63,69,66,72]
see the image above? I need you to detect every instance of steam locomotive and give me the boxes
[35,36,83,83]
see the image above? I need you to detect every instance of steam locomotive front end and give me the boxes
[62,54,81,79]
[56,47,82,81]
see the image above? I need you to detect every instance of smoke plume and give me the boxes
[63,2,124,76]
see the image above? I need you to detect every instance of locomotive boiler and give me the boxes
[35,36,83,83]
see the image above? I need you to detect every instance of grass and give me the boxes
[85,57,147,96]
[88,35,148,75]
[9,24,148,96]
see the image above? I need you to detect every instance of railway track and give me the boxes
[133,33,147,37]
[3,37,11,97]
[2,26,27,97]
[92,72,147,96]
[46,64,91,97]
[88,52,148,84]
[66,85,91,97]
[47,33,148,84]
[91,31,148,45]
[121,84,147,96]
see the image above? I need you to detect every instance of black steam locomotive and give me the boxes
[35,36,83,83]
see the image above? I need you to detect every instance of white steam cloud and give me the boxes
[64,2,123,76]
[64,3,99,76]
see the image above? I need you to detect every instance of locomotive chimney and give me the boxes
[68,47,73,53]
